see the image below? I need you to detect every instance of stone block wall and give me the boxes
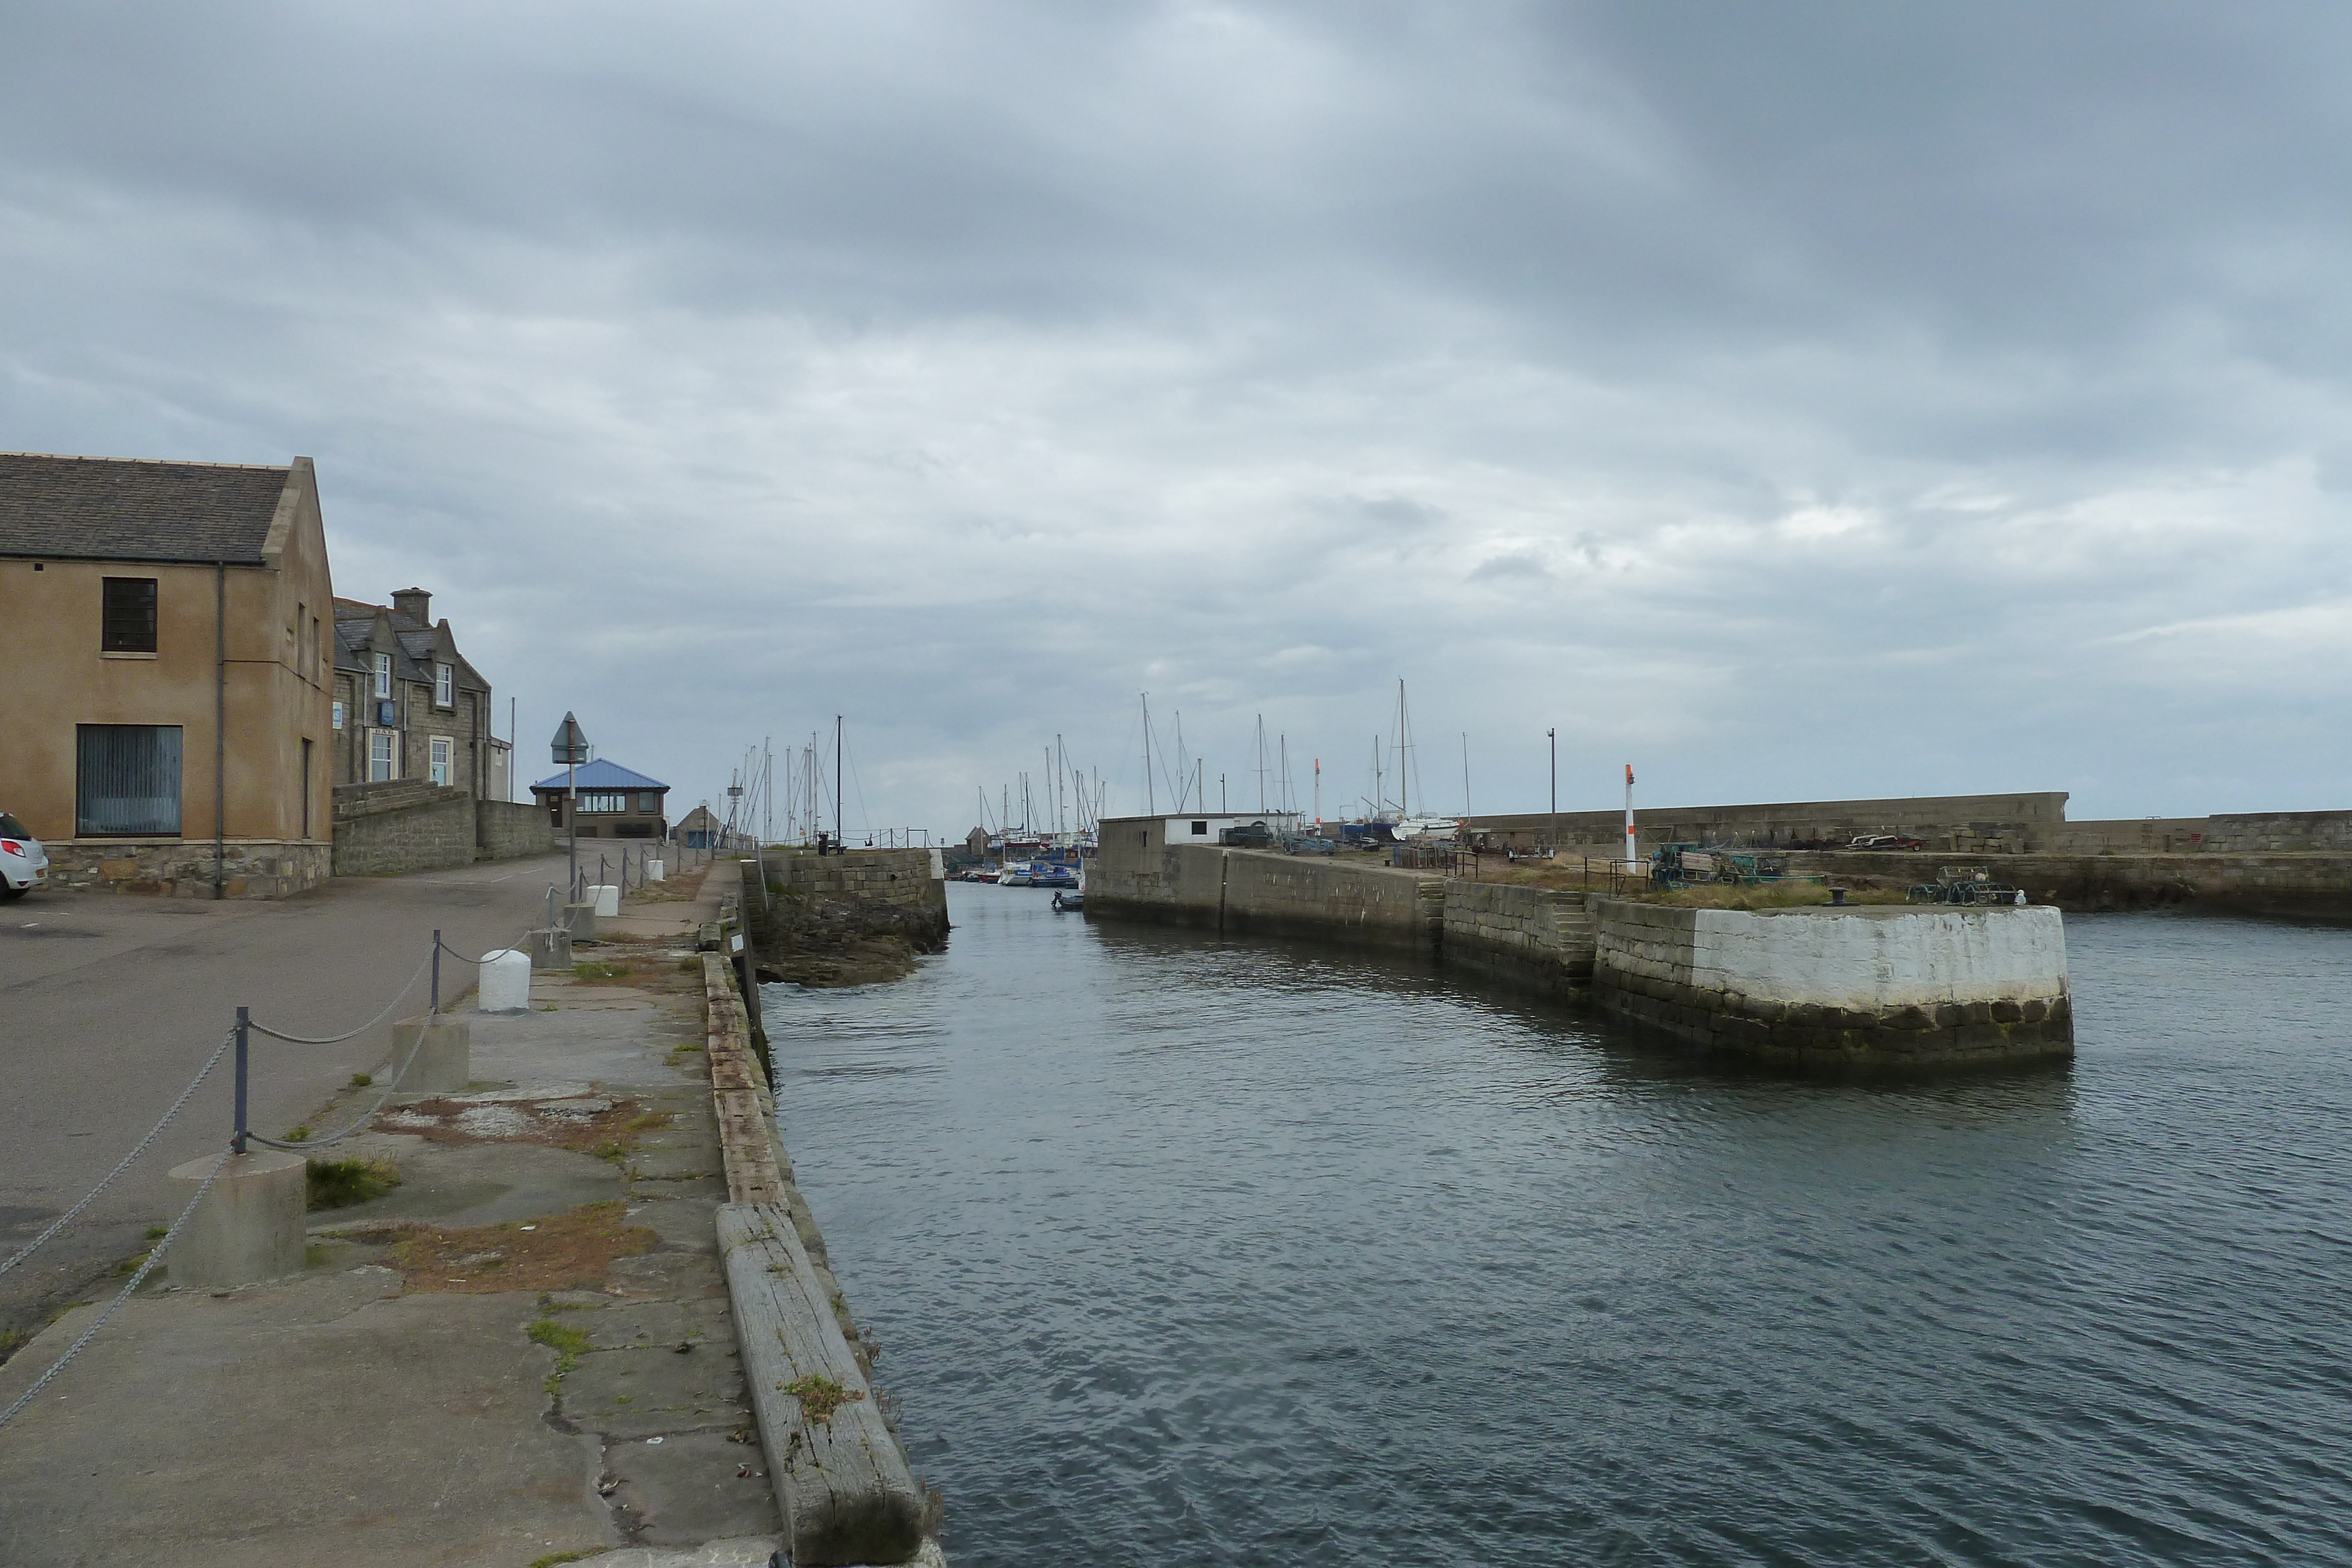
[1440,881,1595,988]
[749,848,950,975]
[476,800,557,861]
[764,847,943,910]
[332,781,475,875]
[39,839,331,898]
[1592,900,2073,1066]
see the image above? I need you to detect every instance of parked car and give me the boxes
[1218,822,1277,848]
[1848,834,1926,851]
[0,811,48,899]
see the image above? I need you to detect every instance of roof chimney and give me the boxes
[390,587,431,626]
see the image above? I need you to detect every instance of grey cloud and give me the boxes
[5,1,2352,825]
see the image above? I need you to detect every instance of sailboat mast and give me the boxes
[1141,694,1155,816]
[1255,714,1267,811]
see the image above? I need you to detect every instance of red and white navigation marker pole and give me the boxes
[1623,762,1638,872]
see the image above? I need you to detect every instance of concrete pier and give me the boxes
[1591,900,2072,1065]
[163,1150,307,1288]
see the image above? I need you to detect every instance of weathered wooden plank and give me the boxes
[718,1202,925,1566]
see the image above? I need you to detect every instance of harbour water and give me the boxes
[763,886,2352,1565]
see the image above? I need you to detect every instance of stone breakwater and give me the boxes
[1591,900,2073,1065]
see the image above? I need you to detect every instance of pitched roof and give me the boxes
[332,596,489,693]
[0,453,294,564]
[530,758,669,793]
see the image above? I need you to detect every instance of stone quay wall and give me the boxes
[1789,848,2352,920]
[753,846,951,961]
[1469,791,2071,854]
[763,846,943,911]
[1592,900,2073,1066]
[1440,881,1595,990]
[1217,849,1445,952]
[1088,820,1444,951]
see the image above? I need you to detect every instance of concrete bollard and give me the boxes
[590,884,620,918]
[390,1015,470,1093]
[479,949,532,1012]
[526,925,574,969]
[165,1150,307,1288]
[564,902,599,941]
[644,858,664,882]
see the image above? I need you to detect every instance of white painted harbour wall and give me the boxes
[1592,900,2073,1064]
[1689,905,2069,1011]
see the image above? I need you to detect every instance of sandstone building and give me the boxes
[0,453,336,895]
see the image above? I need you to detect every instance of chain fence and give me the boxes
[0,902,577,1432]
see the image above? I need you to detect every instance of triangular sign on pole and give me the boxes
[551,712,590,765]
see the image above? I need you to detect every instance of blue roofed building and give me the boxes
[529,757,669,840]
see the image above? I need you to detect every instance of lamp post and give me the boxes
[552,712,589,901]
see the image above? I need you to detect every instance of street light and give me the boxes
[552,712,590,901]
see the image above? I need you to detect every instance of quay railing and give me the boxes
[564,837,717,908]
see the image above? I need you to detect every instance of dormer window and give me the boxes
[372,652,392,699]
[435,663,453,707]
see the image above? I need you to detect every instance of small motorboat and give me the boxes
[1051,889,1085,912]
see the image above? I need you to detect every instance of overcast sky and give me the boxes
[7,2,2350,835]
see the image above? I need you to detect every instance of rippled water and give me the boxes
[762,888,2352,1566]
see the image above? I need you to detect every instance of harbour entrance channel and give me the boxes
[761,881,2352,1566]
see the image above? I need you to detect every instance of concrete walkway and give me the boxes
[0,851,577,1345]
[0,858,804,1567]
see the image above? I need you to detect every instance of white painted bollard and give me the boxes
[165,1151,307,1288]
[390,1015,470,1093]
[479,949,532,1012]
[644,858,664,882]
[590,884,620,917]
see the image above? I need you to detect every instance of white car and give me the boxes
[0,812,49,899]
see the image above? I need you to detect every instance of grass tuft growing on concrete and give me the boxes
[306,1156,401,1211]
[782,1372,866,1424]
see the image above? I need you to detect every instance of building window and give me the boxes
[578,792,629,814]
[429,735,452,786]
[368,730,395,782]
[1191,821,1209,835]
[76,724,182,835]
[101,578,158,653]
[332,700,345,730]
[372,651,391,698]
[435,663,453,707]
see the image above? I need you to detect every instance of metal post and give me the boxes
[1548,728,1557,859]
[431,930,442,1015]
[232,1006,250,1155]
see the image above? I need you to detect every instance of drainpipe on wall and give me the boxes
[214,561,227,900]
